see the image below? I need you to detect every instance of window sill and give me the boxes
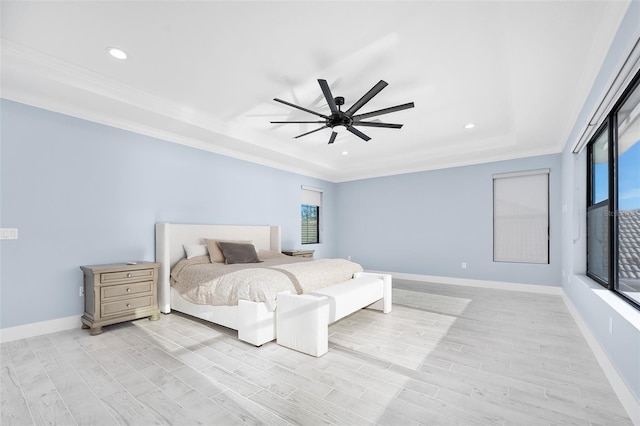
[573,274,640,331]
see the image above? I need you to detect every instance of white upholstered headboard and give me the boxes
[155,223,281,313]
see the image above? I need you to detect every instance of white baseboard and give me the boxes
[368,270,563,295]
[0,315,81,344]
[561,293,640,426]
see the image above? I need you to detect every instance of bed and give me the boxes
[155,223,391,356]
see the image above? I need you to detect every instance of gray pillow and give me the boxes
[217,241,262,264]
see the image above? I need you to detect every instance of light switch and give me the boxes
[0,228,18,240]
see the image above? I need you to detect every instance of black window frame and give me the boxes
[586,123,611,284]
[586,69,640,311]
[301,203,319,245]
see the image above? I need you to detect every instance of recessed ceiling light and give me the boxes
[107,47,128,60]
[464,123,476,129]
[342,151,349,155]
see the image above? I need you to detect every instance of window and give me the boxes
[615,73,640,305]
[301,186,322,244]
[587,126,610,283]
[493,169,550,264]
[586,70,640,309]
[301,204,319,244]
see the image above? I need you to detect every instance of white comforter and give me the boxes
[170,254,363,311]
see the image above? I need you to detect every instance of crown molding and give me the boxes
[1,39,341,181]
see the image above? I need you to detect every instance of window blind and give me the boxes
[301,186,322,206]
[493,169,550,264]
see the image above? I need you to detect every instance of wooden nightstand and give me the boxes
[80,262,160,335]
[282,249,315,258]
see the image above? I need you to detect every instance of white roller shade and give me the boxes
[301,186,322,206]
[493,169,549,264]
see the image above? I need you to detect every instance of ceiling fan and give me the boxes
[271,79,415,144]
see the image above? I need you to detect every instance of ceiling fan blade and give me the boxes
[270,121,326,124]
[294,125,328,139]
[328,132,337,144]
[345,80,388,116]
[353,121,403,129]
[274,98,329,119]
[352,102,415,120]
[318,79,338,113]
[346,126,371,141]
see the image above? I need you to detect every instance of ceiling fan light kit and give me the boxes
[271,79,414,144]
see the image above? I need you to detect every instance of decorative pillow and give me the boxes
[183,244,208,259]
[205,239,253,263]
[217,241,262,264]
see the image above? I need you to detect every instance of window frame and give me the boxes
[301,203,320,245]
[586,122,611,286]
[585,69,640,310]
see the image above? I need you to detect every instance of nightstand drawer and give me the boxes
[101,268,155,284]
[102,295,153,317]
[101,281,153,300]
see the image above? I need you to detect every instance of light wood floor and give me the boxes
[1,280,633,425]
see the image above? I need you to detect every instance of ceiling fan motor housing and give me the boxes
[328,111,352,128]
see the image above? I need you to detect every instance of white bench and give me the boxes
[276,272,392,357]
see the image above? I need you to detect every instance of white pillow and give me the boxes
[183,244,208,259]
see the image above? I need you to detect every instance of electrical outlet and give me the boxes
[79,286,84,297]
[462,262,467,269]
[609,318,613,335]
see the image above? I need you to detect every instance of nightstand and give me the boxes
[282,249,315,258]
[80,262,160,335]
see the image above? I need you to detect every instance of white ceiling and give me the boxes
[0,1,631,182]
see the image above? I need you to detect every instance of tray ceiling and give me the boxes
[0,1,631,182]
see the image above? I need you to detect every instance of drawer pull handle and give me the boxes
[126,304,131,308]
[126,288,131,292]
[127,273,132,278]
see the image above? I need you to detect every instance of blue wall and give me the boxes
[0,100,564,330]
[0,100,336,328]
[336,154,563,286]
